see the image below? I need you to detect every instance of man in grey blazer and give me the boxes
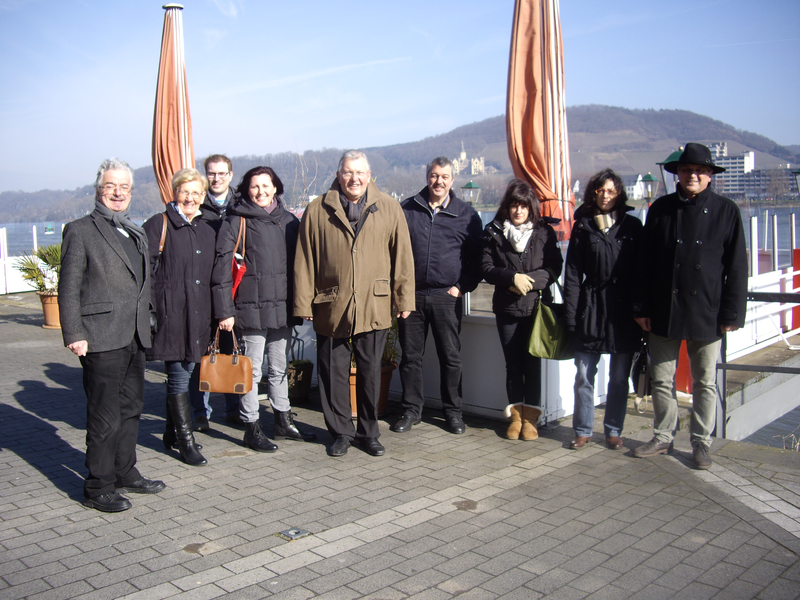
[60,158,166,512]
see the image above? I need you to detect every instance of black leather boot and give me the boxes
[243,420,278,453]
[273,409,317,441]
[163,398,177,450]
[167,393,208,466]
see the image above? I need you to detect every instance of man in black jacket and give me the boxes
[60,158,166,512]
[393,157,483,434]
[632,143,747,469]
[196,154,241,430]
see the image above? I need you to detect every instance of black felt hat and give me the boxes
[663,143,726,174]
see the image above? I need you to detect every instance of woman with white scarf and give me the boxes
[481,179,562,440]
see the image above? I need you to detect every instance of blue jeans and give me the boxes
[165,361,206,416]
[648,333,721,446]
[239,327,291,423]
[399,292,464,419]
[572,351,633,438]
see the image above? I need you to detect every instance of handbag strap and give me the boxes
[208,325,243,355]
[158,213,168,254]
[233,217,246,259]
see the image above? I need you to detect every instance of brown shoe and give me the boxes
[605,436,623,450]
[569,436,590,449]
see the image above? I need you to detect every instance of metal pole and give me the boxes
[749,216,759,277]
[32,225,38,252]
[772,213,779,272]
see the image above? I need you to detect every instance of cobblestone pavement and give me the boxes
[2,293,800,600]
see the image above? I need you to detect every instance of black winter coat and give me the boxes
[143,206,216,363]
[481,219,562,317]
[632,186,747,341]
[563,205,643,354]
[199,187,241,234]
[401,188,483,295]
[211,197,301,331]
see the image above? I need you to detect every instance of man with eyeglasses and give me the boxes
[196,154,242,431]
[632,143,747,469]
[201,154,240,228]
[393,157,483,435]
[60,158,165,512]
[294,150,415,457]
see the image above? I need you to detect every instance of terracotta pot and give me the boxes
[38,292,60,330]
[287,362,314,401]
[349,363,397,419]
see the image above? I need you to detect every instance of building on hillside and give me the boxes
[451,142,486,176]
[622,174,644,200]
[707,142,755,195]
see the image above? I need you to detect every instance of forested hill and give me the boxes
[1,106,796,223]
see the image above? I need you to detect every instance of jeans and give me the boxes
[648,332,721,445]
[165,361,206,416]
[572,351,633,438]
[398,292,463,419]
[238,327,292,423]
[495,314,541,407]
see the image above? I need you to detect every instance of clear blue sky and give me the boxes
[0,0,797,192]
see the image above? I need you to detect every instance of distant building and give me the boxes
[622,174,645,200]
[707,142,754,195]
[742,167,797,198]
[452,142,485,176]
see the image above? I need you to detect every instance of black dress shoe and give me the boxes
[391,413,421,433]
[359,438,385,456]
[193,415,210,432]
[446,415,466,434]
[83,492,132,512]
[328,436,351,457]
[115,477,166,495]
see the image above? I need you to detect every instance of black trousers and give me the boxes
[495,314,541,407]
[398,293,464,419]
[79,338,145,498]
[317,329,387,441]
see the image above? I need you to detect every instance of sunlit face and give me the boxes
[97,169,133,213]
[594,179,618,213]
[427,164,454,204]
[677,164,713,199]
[206,161,232,197]
[337,157,371,202]
[248,173,277,207]
[174,180,205,221]
[509,202,530,226]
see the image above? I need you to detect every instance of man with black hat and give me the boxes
[632,143,747,469]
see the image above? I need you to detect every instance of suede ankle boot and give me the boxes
[520,405,542,440]
[167,393,207,466]
[273,409,316,441]
[504,403,524,439]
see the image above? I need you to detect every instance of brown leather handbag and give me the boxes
[198,327,253,394]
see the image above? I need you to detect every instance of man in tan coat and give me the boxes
[295,150,415,457]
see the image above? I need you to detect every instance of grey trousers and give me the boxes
[648,332,721,446]
[239,327,292,422]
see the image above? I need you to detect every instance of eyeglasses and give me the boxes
[177,191,204,200]
[340,171,369,180]
[207,172,230,180]
[595,189,618,197]
[100,183,131,194]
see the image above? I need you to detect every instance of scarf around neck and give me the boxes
[93,200,146,252]
[502,220,534,253]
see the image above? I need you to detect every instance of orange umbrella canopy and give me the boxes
[152,4,195,204]
[506,0,574,241]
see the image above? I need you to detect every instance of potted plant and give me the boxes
[350,317,400,418]
[13,243,62,329]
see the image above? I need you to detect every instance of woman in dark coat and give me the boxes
[212,166,315,453]
[481,179,562,441]
[563,168,643,450]
[143,168,216,466]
